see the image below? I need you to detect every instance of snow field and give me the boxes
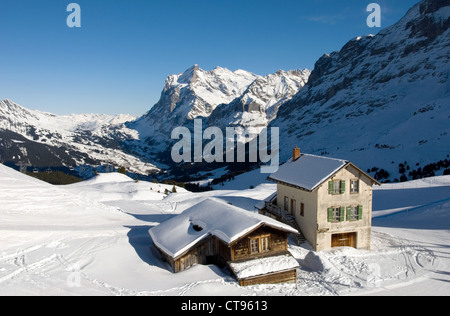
[0,164,449,296]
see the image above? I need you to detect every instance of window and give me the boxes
[333,180,342,195]
[347,205,363,221]
[250,238,259,254]
[350,180,359,194]
[328,180,346,195]
[300,203,305,217]
[328,207,345,222]
[284,196,289,212]
[261,236,270,252]
[249,235,270,254]
[328,206,363,222]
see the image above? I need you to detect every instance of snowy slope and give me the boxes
[270,0,450,181]
[0,163,449,296]
[0,164,223,295]
[66,172,188,203]
[0,164,133,294]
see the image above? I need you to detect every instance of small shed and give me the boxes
[149,198,299,286]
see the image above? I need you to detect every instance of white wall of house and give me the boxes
[316,165,373,251]
[276,183,318,247]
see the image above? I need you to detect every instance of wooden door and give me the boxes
[331,232,357,248]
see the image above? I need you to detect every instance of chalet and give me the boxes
[149,198,299,286]
[261,147,380,251]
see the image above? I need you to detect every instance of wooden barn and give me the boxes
[149,198,299,286]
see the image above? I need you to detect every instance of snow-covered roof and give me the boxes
[268,154,349,191]
[149,198,298,259]
[228,254,299,279]
[254,192,277,210]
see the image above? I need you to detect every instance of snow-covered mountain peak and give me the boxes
[130,65,311,157]
[0,99,156,174]
[0,99,135,135]
[131,65,261,139]
[177,64,201,84]
[207,68,310,131]
[167,64,258,93]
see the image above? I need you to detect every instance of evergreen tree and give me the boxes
[118,166,127,175]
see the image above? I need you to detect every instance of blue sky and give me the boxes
[0,0,419,116]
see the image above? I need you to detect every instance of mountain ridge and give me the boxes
[0,99,158,175]
[125,65,310,167]
[270,0,450,181]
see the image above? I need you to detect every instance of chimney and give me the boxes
[293,147,301,161]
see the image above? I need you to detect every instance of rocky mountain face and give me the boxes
[125,65,310,167]
[208,69,310,133]
[130,65,259,138]
[270,0,450,181]
[0,99,159,176]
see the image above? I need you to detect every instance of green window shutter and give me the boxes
[328,181,334,194]
[358,205,363,220]
[346,206,352,221]
[340,180,346,194]
[327,208,333,222]
[340,207,345,222]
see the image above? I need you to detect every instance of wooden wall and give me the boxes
[167,236,231,273]
[239,269,297,286]
[231,226,288,261]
